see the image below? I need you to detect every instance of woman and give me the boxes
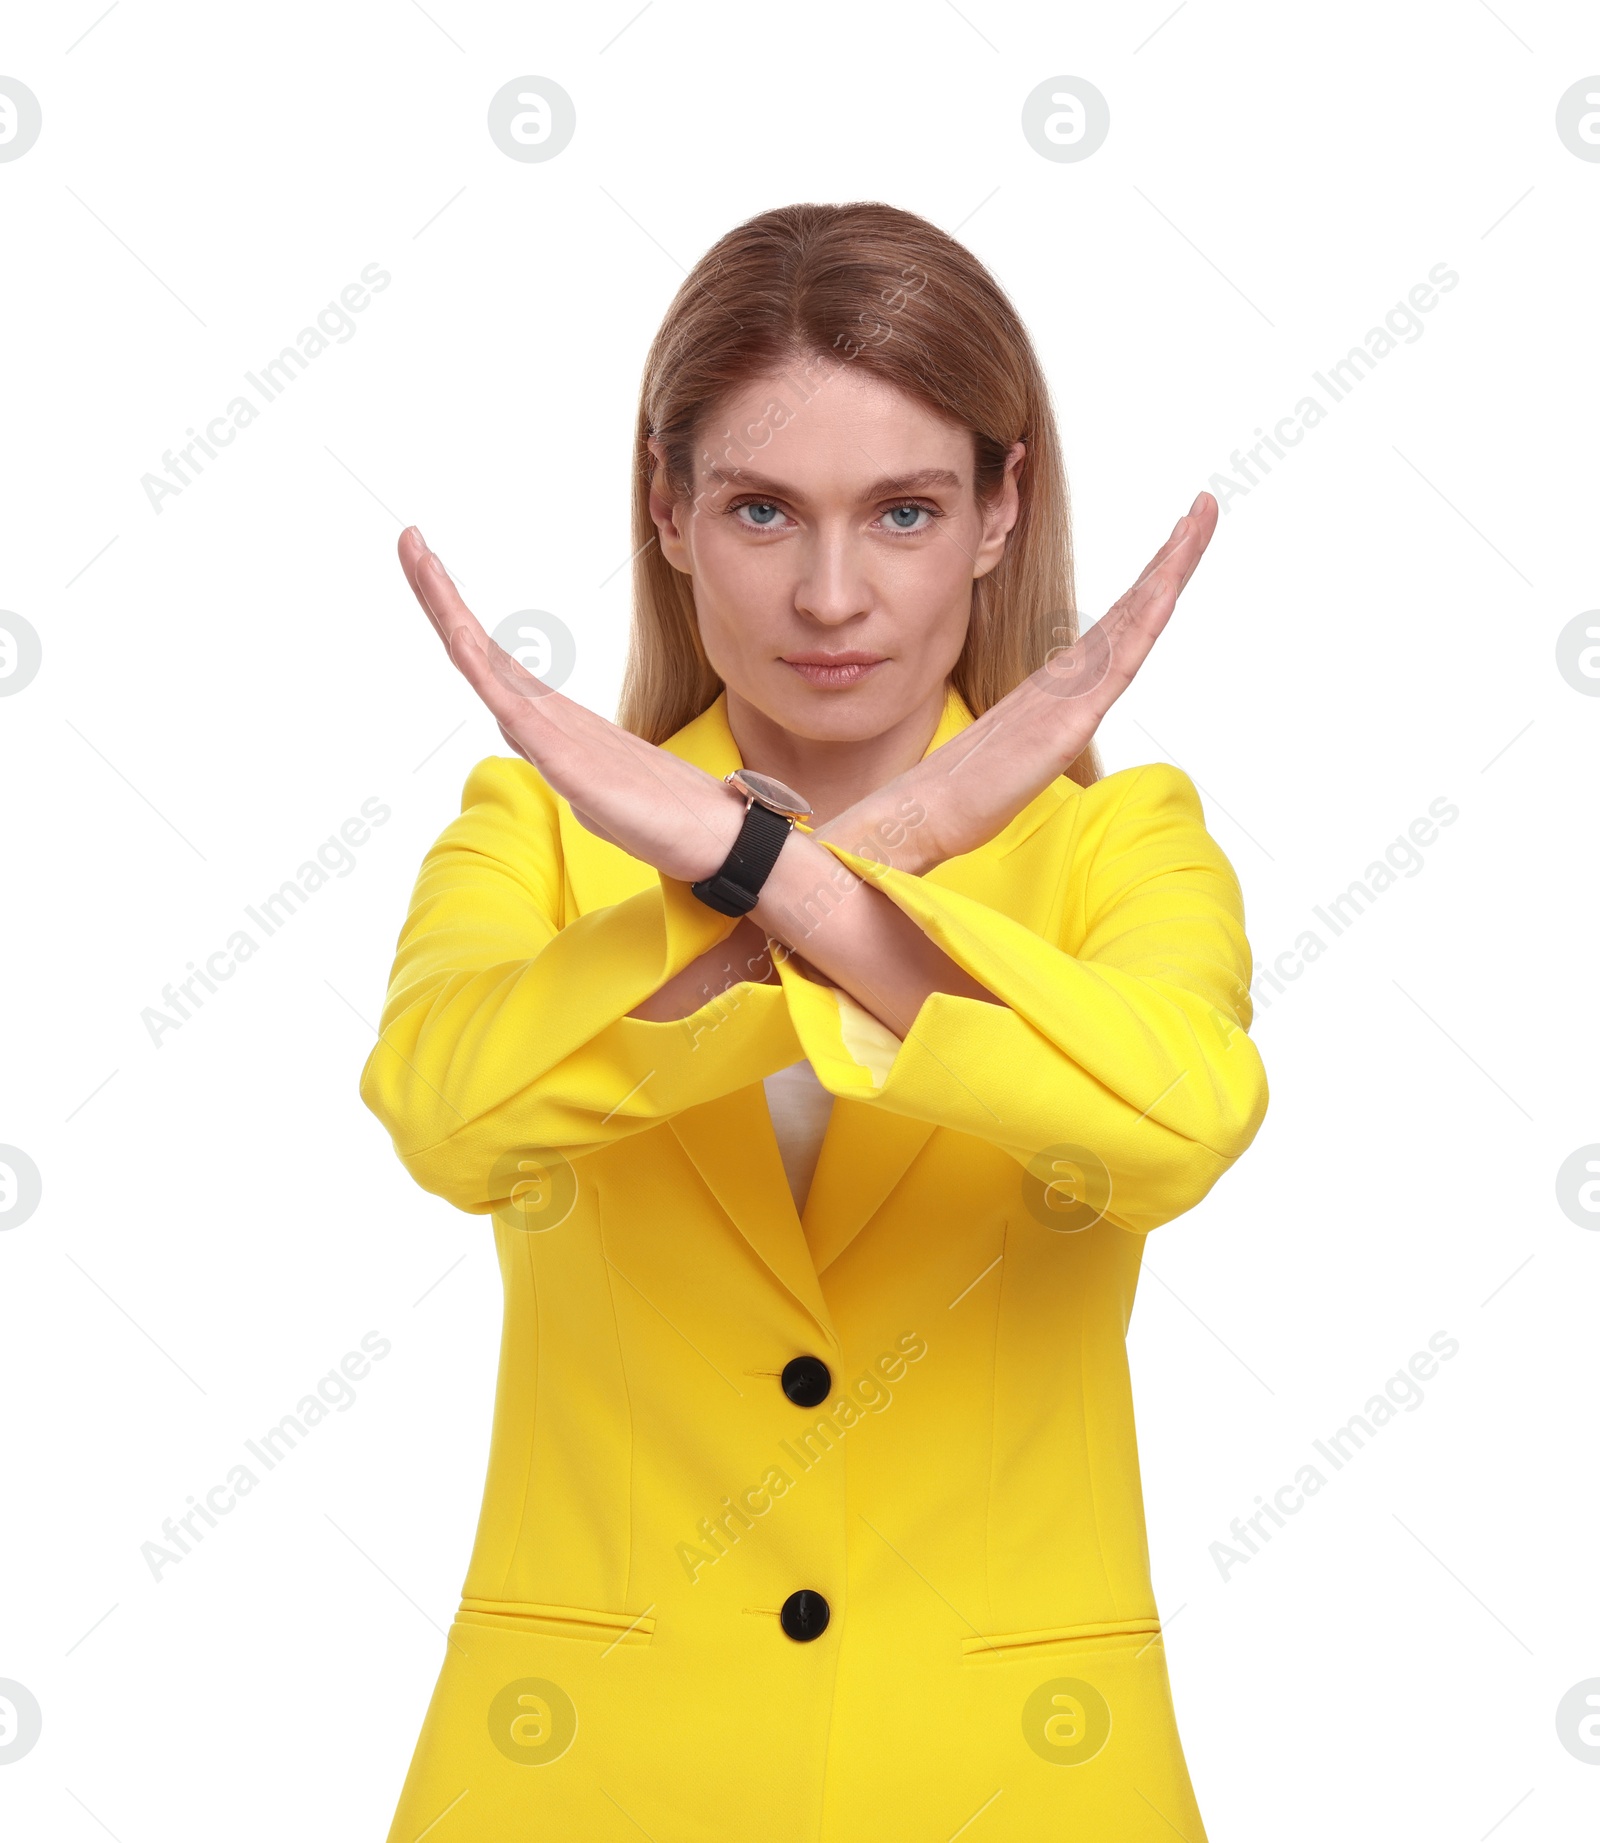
[360,201,1268,1841]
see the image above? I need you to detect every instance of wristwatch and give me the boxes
[690,769,813,916]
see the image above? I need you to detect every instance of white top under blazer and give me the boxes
[761,1060,834,1213]
[760,985,912,1212]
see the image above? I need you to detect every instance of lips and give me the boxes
[782,653,885,688]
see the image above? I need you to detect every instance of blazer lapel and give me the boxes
[801,1100,935,1274]
[668,1089,839,1345]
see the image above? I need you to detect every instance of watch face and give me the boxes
[728,769,812,818]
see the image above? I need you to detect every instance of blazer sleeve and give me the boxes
[772,762,1270,1234]
[358,754,806,1214]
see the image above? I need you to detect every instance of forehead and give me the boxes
[697,362,972,497]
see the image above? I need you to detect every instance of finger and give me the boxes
[1163,492,1218,599]
[447,622,554,743]
[1108,493,1219,634]
[1111,519,1204,631]
[399,548,732,858]
[400,537,563,720]
[411,546,482,651]
[1087,528,1201,698]
[1024,521,1196,716]
[1127,490,1218,600]
[411,550,539,711]
[398,554,543,738]
[397,526,451,646]
[1047,523,1201,715]
[482,633,557,704]
[397,529,511,676]
[1129,516,1190,588]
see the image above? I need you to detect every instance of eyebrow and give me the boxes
[702,464,965,500]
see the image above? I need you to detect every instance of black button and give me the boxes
[780,1589,830,1642]
[781,1355,832,1407]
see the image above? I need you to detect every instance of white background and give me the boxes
[2,2,1596,1837]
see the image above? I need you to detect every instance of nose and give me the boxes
[793,521,872,627]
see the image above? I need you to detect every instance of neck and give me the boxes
[722,681,949,827]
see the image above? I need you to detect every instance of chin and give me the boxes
[760,673,913,742]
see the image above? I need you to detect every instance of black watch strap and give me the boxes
[690,801,794,916]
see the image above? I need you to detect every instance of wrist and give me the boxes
[822,823,935,879]
[750,826,859,938]
[814,783,938,878]
[689,770,813,913]
[690,782,751,884]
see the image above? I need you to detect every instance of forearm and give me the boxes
[511,681,1037,1033]
[751,830,1002,1038]
[763,765,1269,1228]
[627,917,776,1022]
[607,773,1007,1038]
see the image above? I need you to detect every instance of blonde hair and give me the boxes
[617,200,1103,790]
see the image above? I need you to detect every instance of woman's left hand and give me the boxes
[815,493,1219,876]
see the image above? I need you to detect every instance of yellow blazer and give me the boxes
[360,681,1268,1841]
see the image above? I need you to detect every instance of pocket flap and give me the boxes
[960,1615,1162,1663]
[457,1595,657,1646]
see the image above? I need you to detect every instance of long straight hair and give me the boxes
[616,200,1103,790]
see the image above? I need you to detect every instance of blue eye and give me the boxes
[884,503,933,532]
[737,502,783,527]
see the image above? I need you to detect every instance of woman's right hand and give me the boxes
[815,493,1218,877]
[397,527,750,887]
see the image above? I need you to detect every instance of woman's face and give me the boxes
[648,360,1023,748]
